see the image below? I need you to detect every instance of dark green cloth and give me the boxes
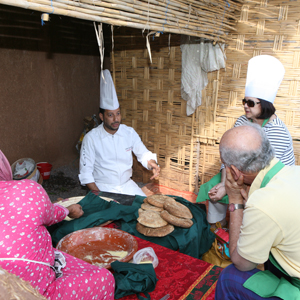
[111,261,158,300]
[51,192,215,259]
[51,192,139,246]
[122,195,215,259]
[196,172,229,204]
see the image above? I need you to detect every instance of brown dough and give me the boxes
[160,210,193,228]
[163,199,193,219]
[146,194,175,208]
[137,209,168,228]
[141,202,163,212]
[136,222,174,237]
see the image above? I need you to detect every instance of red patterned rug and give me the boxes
[141,183,198,203]
[118,236,222,300]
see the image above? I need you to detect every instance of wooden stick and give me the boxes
[52,0,233,33]
[1,0,233,41]
[78,0,238,30]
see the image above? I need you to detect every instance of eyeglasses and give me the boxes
[242,99,261,107]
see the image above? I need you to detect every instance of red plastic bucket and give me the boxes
[37,162,52,180]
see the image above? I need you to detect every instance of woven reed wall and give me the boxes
[112,28,221,192]
[0,0,242,42]
[213,0,300,175]
[112,0,300,193]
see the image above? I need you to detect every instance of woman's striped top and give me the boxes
[234,115,295,166]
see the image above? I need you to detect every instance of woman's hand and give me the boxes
[208,183,226,202]
[67,204,84,219]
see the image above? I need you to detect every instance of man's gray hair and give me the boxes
[220,122,274,173]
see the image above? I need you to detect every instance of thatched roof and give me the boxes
[1,0,243,42]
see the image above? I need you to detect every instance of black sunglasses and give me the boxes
[242,98,261,107]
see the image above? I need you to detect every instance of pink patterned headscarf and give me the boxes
[0,150,13,181]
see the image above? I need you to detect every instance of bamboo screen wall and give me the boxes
[112,28,225,192]
[1,0,242,42]
[113,0,300,193]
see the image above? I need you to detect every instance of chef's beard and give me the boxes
[104,122,120,132]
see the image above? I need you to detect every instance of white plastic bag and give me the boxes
[132,247,159,268]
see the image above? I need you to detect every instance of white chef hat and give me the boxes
[100,69,119,110]
[245,55,285,103]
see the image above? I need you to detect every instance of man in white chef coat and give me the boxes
[79,70,160,196]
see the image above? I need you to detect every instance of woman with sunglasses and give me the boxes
[197,55,295,228]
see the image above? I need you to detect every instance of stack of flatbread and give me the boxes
[136,195,194,237]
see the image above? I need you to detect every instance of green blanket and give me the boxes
[51,192,215,259]
[122,195,215,258]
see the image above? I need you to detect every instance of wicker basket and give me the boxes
[0,267,47,300]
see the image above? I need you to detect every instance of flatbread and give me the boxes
[141,202,163,212]
[160,210,193,228]
[137,209,168,228]
[136,222,174,237]
[146,195,175,208]
[163,199,193,219]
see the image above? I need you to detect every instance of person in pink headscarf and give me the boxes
[0,150,115,300]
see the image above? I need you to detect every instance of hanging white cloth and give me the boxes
[180,36,226,116]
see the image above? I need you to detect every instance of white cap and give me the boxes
[245,55,285,104]
[100,70,119,110]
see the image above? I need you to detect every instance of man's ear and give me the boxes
[99,113,103,122]
[230,165,241,181]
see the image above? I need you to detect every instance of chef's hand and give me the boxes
[148,160,161,180]
[208,183,226,202]
[67,204,84,219]
[87,182,100,192]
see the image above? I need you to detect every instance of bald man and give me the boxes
[215,123,300,300]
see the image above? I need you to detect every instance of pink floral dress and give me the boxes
[0,179,115,299]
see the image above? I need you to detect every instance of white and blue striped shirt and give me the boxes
[234,115,295,166]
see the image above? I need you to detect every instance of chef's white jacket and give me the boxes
[79,123,157,195]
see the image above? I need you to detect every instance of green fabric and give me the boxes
[196,172,229,204]
[51,191,139,246]
[260,161,285,189]
[51,192,215,259]
[111,261,158,299]
[243,160,300,299]
[269,254,300,290]
[243,270,300,299]
[262,118,270,127]
[122,195,215,259]
[250,118,269,127]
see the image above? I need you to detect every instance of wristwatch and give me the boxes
[228,203,244,212]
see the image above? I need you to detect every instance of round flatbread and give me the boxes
[160,210,193,228]
[137,209,168,228]
[146,195,175,208]
[141,202,163,212]
[136,222,174,237]
[163,200,193,219]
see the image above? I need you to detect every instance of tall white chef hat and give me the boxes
[245,55,285,104]
[100,69,119,110]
